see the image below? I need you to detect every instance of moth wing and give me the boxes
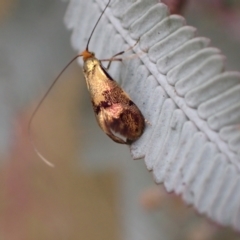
[97,108,127,144]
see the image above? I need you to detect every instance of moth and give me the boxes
[80,1,145,144]
[82,49,145,144]
[29,0,145,166]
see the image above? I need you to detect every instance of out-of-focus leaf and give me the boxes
[0,0,73,155]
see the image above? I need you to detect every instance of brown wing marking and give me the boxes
[97,109,128,144]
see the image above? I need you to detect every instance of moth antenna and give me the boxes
[30,139,55,167]
[28,54,82,167]
[86,0,111,51]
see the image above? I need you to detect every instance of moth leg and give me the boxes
[106,53,123,70]
[102,39,140,69]
[107,39,140,69]
[109,39,139,59]
[98,110,127,144]
[101,53,141,70]
[145,119,152,126]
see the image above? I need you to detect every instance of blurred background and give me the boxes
[0,0,240,239]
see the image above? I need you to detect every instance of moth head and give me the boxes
[81,50,95,61]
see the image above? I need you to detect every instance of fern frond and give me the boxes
[64,0,240,230]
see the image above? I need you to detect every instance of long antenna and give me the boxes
[86,0,111,51]
[28,54,82,167]
[29,0,112,167]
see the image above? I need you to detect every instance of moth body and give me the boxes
[82,52,145,144]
